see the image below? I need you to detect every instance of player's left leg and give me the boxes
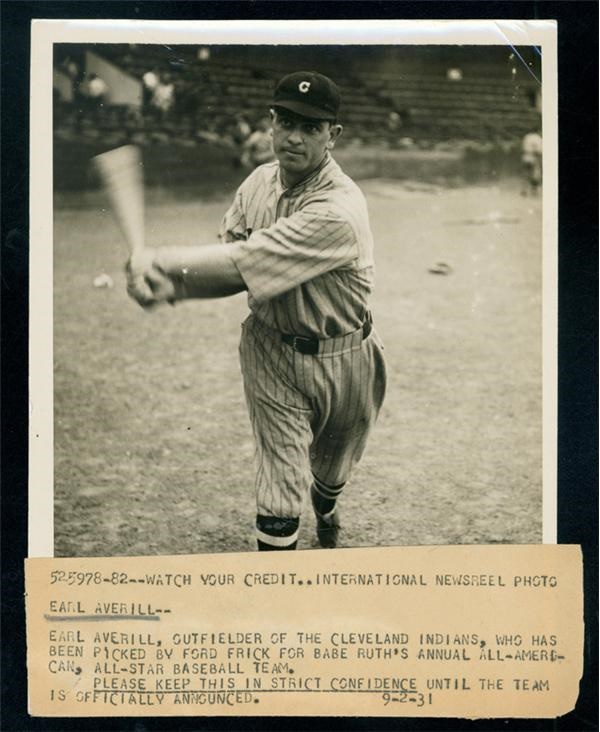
[310,476,345,548]
[310,330,387,547]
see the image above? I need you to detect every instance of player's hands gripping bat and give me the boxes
[127,251,177,306]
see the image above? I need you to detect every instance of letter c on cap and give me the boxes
[298,81,311,93]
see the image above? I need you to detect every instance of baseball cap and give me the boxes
[273,71,341,120]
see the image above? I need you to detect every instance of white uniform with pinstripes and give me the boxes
[220,152,387,518]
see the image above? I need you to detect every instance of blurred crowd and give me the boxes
[53,50,541,173]
[55,55,279,169]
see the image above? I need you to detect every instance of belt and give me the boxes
[282,316,373,356]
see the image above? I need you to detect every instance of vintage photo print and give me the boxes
[30,20,556,559]
[21,16,596,727]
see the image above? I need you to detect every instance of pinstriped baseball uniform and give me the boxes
[220,152,387,526]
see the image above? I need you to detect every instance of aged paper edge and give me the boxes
[25,545,583,718]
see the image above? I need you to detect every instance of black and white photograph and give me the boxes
[39,27,552,559]
[3,9,594,729]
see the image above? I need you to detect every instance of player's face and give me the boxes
[271,109,342,187]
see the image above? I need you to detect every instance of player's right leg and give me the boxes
[249,394,313,550]
[239,316,314,551]
[255,515,300,551]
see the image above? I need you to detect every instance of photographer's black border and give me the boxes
[1,2,597,730]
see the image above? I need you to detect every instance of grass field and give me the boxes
[53,179,543,556]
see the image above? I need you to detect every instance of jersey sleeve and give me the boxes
[218,188,248,243]
[231,206,357,303]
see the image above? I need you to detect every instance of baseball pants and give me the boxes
[239,313,387,521]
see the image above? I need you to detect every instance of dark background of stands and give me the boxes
[52,43,542,193]
[54,43,541,141]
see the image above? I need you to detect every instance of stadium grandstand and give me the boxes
[53,43,542,189]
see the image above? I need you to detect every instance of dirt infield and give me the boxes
[53,180,542,556]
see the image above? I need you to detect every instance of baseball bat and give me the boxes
[93,145,145,255]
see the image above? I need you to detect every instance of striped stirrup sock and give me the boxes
[311,476,346,517]
[256,515,299,551]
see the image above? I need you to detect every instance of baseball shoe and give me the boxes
[311,486,341,548]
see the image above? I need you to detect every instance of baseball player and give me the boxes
[126,71,387,551]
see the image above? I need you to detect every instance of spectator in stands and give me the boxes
[88,73,108,104]
[240,117,276,169]
[61,56,80,86]
[55,56,81,130]
[75,72,108,132]
[88,73,108,126]
[520,127,542,196]
[387,110,401,133]
[142,68,160,114]
[234,115,252,145]
[65,59,84,133]
[152,73,175,126]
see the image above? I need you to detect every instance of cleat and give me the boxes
[311,486,341,548]
[315,510,340,548]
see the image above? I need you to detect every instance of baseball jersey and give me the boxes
[219,153,375,339]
